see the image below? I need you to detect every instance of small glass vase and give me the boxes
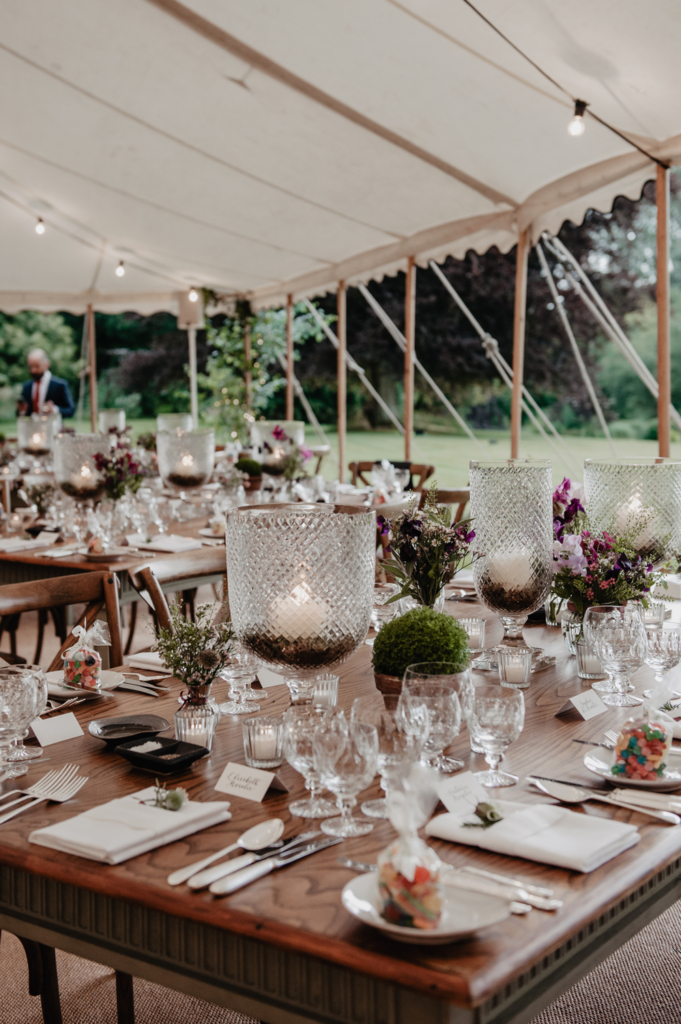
[561,607,583,655]
[399,590,445,614]
[174,684,220,751]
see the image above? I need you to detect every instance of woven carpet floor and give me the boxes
[2,901,681,1023]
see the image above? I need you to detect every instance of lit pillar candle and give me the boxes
[269,583,330,637]
[70,463,96,490]
[487,550,533,589]
[252,724,278,760]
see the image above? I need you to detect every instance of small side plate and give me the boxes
[584,746,681,792]
[83,546,131,562]
[46,670,124,698]
[88,714,171,743]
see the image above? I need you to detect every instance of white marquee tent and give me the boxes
[2,0,680,450]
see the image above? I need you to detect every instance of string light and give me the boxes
[188,287,198,302]
[35,218,45,235]
[115,260,125,277]
[568,100,587,137]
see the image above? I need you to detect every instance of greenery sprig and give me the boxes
[153,597,233,688]
[463,802,503,829]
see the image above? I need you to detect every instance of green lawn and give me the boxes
[4,416,677,487]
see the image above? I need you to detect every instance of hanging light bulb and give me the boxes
[35,217,45,235]
[188,287,198,302]
[115,260,125,277]
[568,100,587,137]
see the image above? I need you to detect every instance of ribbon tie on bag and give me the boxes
[64,621,111,658]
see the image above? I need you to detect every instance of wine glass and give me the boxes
[371,583,401,631]
[591,614,647,708]
[313,711,379,837]
[0,669,38,778]
[401,669,463,772]
[642,624,681,698]
[351,695,420,819]
[7,665,48,765]
[468,684,525,787]
[283,706,338,818]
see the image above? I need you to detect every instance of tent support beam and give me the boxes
[285,293,294,420]
[87,303,97,432]
[244,322,252,410]
[536,242,616,456]
[337,282,347,482]
[511,228,529,459]
[404,257,416,460]
[357,283,484,451]
[303,299,406,437]
[657,164,671,458]
[187,325,198,428]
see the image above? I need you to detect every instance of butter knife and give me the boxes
[187,830,320,889]
[209,836,342,895]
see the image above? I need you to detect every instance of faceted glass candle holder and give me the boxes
[242,715,284,768]
[53,433,108,501]
[225,504,375,684]
[498,648,532,689]
[575,639,607,680]
[470,460,554,672]
[99,409,126,433]
[157,413,193,434]
[628,599,665,628]
[584,458,681,564]
[312,674,340,707]
[458,617,486,652]
[157,429,214,492]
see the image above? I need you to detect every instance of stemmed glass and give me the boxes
[283,706,338,818]
[0,669,39,778]
[401,667,464,772]
[467,684,525,787]
[642,624,681,699]
[351,695,421,818]
[583,606,628,694]
[218,645,260,715]
[590,609,647,707]
[7,665,48,765]
[313,711,379,837]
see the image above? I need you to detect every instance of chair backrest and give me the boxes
[348,461,435,490]
[128,548,227,634]
[419,487,470,523]
[0,571,122,671]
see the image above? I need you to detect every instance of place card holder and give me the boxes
[555,690,608,722]
[215,762,289,803]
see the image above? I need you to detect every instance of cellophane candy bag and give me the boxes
[62,622,110,690]
[611,706,673,781]
[378,766,443,930]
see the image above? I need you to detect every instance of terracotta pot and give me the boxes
[243,476,262,492]
[373,671,403,696]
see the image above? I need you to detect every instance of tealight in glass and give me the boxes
[242,715,284,769]
[458,617,486,653]
[498,648,532,689]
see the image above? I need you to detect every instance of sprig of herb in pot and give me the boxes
[153,598,233,688]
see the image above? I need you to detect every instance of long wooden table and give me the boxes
[0,606,679,1024]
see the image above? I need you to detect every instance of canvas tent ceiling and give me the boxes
[1,0,680,316]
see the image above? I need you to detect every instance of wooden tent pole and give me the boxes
[87,303,97,432]
[244,322,252,410]
[286,294,294,420]
[511,228,530,459]
[337,281,347,482]
[404,257,416,460]
[657,164,671,459]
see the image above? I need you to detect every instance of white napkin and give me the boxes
[132,535,202,553]
[125,651,168,672]
[425,798,640,873]
[29,787,231,864]
[40,545,83,559]
[0,534,58,553]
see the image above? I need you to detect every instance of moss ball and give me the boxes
[372,607,470,680]
[235,458,263,477]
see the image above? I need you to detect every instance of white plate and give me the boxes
[46,670,126,697]
[198,528,224,539]
[341,873,510,945]
[83,546,131,562]
[583,746,681,792]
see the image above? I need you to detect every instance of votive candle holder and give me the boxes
[498,648,532,689]
[242,715,284,769]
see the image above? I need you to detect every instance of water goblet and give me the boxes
[0,669,39,778]
[592,615,647,707]
[583,606,625,694]
[643,624,681,696]
[371,583,401,631]
[283,706,338,818]
[468,684,525,787]
[351,695,420,819]
[313,712,379,838]
[7,665,48,764]
[402,664,466,772]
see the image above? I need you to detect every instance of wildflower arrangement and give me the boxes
[153,598,233,688]
[261,424,312,481]
[551,477,668,617]
[93,443,146,501]
[378,484,475,608]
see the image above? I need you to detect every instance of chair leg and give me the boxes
[115,970,135,1024]
[182,588,197,622]
[17,935,63,1024]
[51,606,67,645]
[124,602,138,656]
[34,609,47,665]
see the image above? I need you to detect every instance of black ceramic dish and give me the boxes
[115,736,209,774]
[88,715,171,744]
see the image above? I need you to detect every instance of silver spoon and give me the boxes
[167,818,285,886]
[528,777,681,825]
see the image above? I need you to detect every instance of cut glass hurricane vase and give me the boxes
[225,504,376,699]
[470,459,554,672]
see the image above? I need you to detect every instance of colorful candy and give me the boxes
[378,837,443,929]
[63,648,102,690]
[611,719,671,781]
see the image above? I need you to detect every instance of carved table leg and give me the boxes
[115,970,135,1024]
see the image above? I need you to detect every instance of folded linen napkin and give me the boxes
[29,787,231,864]
[425,798,640,873]
[133,535,202,553]
[0,534,58,553]
[125,651,168,672]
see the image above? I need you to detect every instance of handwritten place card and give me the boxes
[436,770,488,816]
[215,763,288,803]
[555,689,608,722]
[256,667,287,689]
[31,712,84,747]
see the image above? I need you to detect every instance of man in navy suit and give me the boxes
[17,348,75,418]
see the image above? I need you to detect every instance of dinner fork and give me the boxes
[0,763,80,805]
[0,765,87,824]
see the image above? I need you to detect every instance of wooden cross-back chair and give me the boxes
[0,570,123,672]
[128,547,228,635]
[349,461,435,491]
[419,486,471,524]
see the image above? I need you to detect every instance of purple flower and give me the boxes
[272,425,287,441]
